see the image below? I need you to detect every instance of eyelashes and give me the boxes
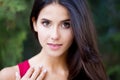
[41,20,71,29]
[41,20,51,27]
[61,22,71,29]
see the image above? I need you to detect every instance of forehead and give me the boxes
[38,3,70,20]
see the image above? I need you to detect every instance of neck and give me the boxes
[35,49,68,72]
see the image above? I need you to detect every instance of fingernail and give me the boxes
[43,69,47,73]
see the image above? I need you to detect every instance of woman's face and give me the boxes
[33,3,74,57]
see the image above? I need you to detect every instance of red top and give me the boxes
[18,60,30,77]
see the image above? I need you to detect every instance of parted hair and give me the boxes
[30,0,107,80]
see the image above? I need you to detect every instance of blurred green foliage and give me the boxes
[0,0,27,68]
[0,0,120,80]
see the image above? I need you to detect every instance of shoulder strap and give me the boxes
[18,60,30,78]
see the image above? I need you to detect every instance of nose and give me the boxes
[50,27,60,40]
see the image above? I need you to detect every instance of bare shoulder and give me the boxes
[0,65,18,80]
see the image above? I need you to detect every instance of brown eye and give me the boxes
[42,20,50,27]
[62,22,71,29]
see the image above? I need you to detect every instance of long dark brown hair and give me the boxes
[30,0,108,80]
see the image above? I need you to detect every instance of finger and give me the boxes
[15,72,20,80]
[22,67,34,79]
[37,69,47,80]
[30,66,42,80]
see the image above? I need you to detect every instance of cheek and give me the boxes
[37,29,48,45]
[63,31,73,44]
[68,30,73,41]
[68,35,73,45]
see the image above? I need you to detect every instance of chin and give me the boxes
[47,51,66,58]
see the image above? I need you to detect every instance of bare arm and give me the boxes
[0,66,18,80]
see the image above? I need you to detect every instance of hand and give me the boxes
[16,66,47,80]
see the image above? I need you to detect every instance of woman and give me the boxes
[0,0,107,80]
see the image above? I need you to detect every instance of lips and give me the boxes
[47,43,62,50]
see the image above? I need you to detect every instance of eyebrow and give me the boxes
[41,18,70,22]
[62,19,70,22]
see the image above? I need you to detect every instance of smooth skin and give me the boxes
[0,3,73,80]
